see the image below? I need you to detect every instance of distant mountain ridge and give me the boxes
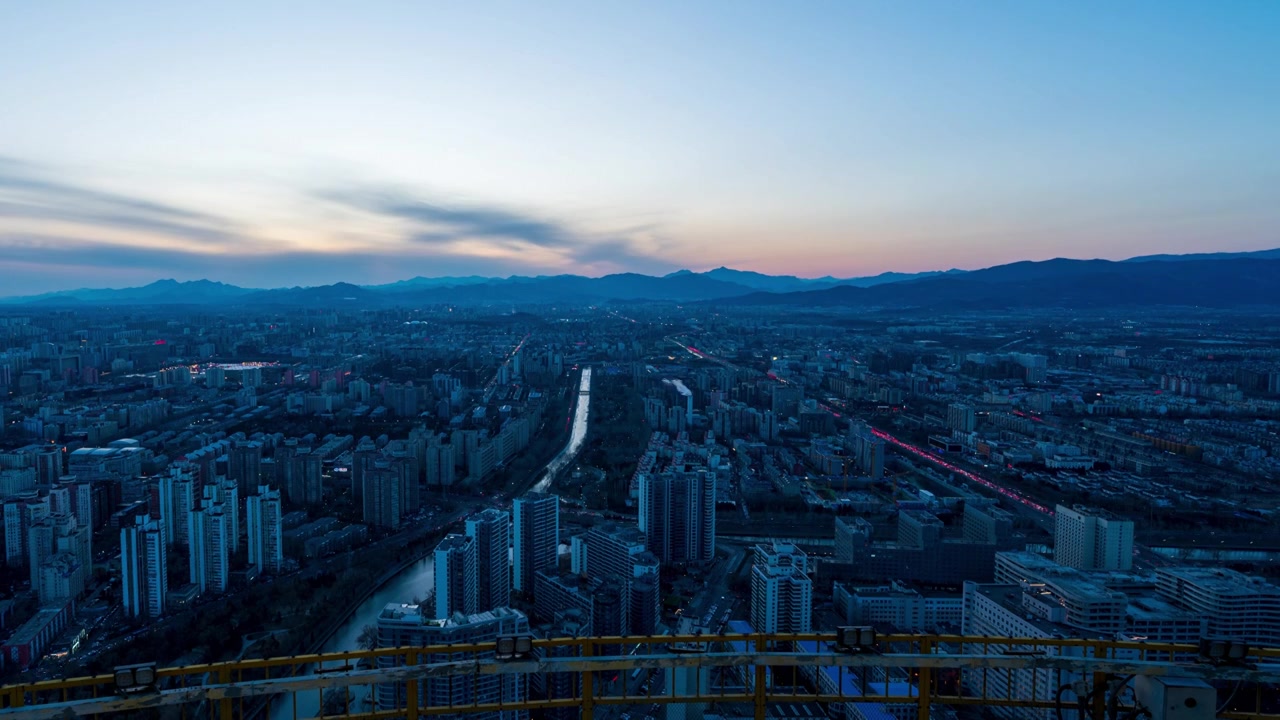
[3,247,1277,308]
[717,257,1280,309]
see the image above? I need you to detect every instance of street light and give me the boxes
[1198,637,1249,665]
[836,626,877,653]
[114,663,158,695]
[495,635,534,661]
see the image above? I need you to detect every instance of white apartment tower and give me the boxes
[121,514,168,619]
[751,543,812,633]
[246,485,284,574]
[1054,505,1134,571]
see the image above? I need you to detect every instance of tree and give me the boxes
[357,624,379,651]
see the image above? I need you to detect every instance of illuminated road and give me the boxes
[868,427,1055,516]
[483,332,531,396]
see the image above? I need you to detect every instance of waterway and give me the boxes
[269,555,436,719]
[270,366,592,719]
[534,366,591,493]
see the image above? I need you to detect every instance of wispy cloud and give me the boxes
[320,186,673,273]
[0,155,243,244]
[0,157,684,295]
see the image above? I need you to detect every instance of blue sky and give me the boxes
[2,1,1279,293]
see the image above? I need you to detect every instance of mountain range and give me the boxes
[3,248,1278,310]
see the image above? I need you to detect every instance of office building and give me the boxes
[121,514,168,619]
[513,493,558,596]
[1155,566,1280,646]
[962,582,1094,720]
[833,516,872,564]
[833,581,963,632]
[751,543,812,634]
[376,605,529,720]
[1054,505,1134,571]
[465,509,511,612]
[638,470,715,565]
[831,511,1001,586]
[434,534,478,618]
[963,503,1015,547]
[246,485,284,573]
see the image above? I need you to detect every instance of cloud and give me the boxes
[0,232,639,297]
[0,156,243,244]
[0,157,685,294]
[320,186,674,273]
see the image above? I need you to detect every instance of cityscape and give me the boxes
[1,273,1279,718]
[2,3,1280,720]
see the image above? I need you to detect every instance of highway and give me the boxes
[866,427,1055,516]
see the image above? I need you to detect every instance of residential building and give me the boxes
[246,485,284,573]
[434,534,478,618]
[1054,505,1134,571]
[375,605,529,720]
[466,509,511,612]
[513,493,558,596]
[751,542,812,634]
[638,470,715,565]
[121,514,167,619]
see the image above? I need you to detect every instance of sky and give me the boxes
[2,1,1279,294]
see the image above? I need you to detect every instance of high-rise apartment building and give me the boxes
[465,509,511,612]
[350,437,378,501]
[363,461,403,529]
[770,385,803,420]
[513,493,558,595]
[158,466,196,547]
[434,534,478,618]
[847,422,885,479]
[638,470,715,565]
[1054,505,1134,571]
[425,438,455,487]
[947,403,976,433]
[121,514,167,619]
[751,543,812,633]
[3,494,47,569]
[581,522,662,635]
[246,485,284,573]
[189,492,230,595]
[228,441,263,495]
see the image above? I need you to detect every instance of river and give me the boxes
[270,366,591,719]
[534,366,591,493]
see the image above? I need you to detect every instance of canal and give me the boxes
[271,366,592,718]
[534,366,591,493]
